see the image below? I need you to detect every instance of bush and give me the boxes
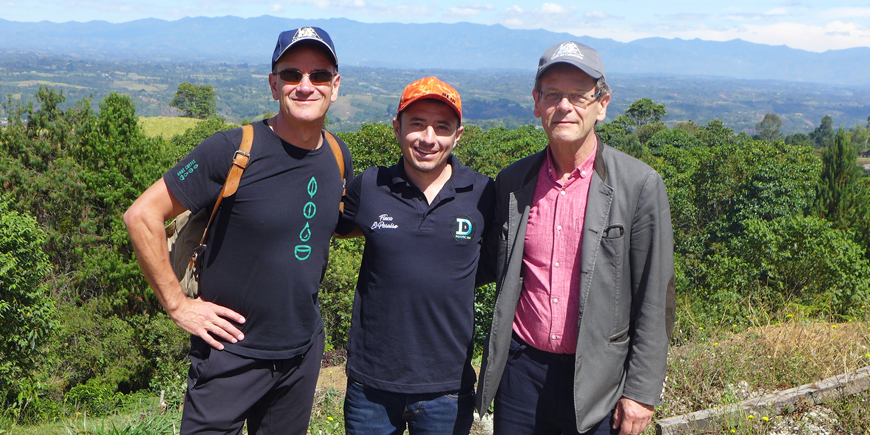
[0,199,55,405]
[698,215,870,321]
[64,379,124,417]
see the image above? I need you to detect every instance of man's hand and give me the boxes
[612,397,654,435]
[167,298,246,350]
[124,179,246,351]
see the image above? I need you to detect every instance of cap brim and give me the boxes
[536,61,603,80]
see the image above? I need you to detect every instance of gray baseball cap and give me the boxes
[536,41,605,80]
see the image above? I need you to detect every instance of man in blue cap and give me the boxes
[125,26,351,434]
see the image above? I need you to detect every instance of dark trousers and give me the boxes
[493,334,616,435]
[180,330,325,435]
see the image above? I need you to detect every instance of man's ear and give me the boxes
[330,74,341,103]
[268,74,280,100]
[532,90,542,119]
[596,93,611,123]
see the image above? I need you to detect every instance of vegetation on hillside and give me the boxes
[1,86,868,433]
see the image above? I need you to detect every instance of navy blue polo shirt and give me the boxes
[340,155,495,393]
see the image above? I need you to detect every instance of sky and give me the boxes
[2,0,870,52]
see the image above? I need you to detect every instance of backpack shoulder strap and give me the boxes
[323,130,347,212]
[198,123,254,245]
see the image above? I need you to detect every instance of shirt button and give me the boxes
[554,261,560,267]
[557,225,562,231]
[553,298,559,303]
[551,334,557,340]
[581,170,587,177]
[560,190,566,196]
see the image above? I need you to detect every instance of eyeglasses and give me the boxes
[275,69,335,85]
[538,91,601,108]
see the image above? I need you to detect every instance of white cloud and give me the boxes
[763,7,789,16]
[540,3,567,14]
[666,20,870,52]
[445,3,494,18]
[499,2,578,29]
[278,0,433,18]
[268,4,284,13]
[448,7,482,17]
[821,7,870,19]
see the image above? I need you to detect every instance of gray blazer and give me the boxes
[475,142,675,432]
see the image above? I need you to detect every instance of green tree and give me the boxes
[815,129,860,224]
[700,216,870,320]
[0,200,55,403]
[810,115,835,148]
[337,123,400,175]
[625,98,667,128]
[755,113,782,142]
[169,82,217,119]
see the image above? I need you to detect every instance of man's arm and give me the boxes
[617,170,675,433]
[124,178,246,350]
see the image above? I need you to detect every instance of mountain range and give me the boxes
[2,16,869,87]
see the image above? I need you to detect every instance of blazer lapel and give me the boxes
[577,148,613,321]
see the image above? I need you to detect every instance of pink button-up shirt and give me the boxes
[513,141,597,354]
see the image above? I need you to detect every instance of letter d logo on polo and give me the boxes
[453,216,474,243]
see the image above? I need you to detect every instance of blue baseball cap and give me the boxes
[271,27,338,72]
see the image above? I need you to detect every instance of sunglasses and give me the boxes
[275,69,335,85]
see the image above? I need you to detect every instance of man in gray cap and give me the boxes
[125,26,351,434]
[475,41,675,435]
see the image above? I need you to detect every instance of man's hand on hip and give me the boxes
[612,396,654,435]
[168,298,246,350]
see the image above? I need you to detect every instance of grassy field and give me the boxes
[139,116,202,139]
[5,317,868,435]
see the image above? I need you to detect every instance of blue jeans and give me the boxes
[343,378,474,435]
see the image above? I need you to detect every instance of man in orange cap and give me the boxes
[336,77,495,434]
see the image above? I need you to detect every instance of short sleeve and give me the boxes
[163,129,240,213]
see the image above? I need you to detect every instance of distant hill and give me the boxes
[2,16,869,86]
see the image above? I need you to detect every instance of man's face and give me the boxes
[533,64,610,146]
[393,99,463,177]
[269,45,340,125]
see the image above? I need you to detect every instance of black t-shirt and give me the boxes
[164,120,352,359]
[340,156,495,393]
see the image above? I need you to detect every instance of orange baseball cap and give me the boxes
[397,77,462,121]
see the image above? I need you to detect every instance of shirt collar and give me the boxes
[389,154,475,190]
[545,137,597,185]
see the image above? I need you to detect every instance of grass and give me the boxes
[2,396,179,435]
[649,304,870,434]
[4,314,869,434]
[138,116,202,139]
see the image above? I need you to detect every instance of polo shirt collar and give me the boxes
[389,154,475,191]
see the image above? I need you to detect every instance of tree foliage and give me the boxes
[700,216,870,320]
[169,82,217,119]
[0,200,55,402]
[625,97,667,128]
[755,113,782,142]
[810,115,835,148]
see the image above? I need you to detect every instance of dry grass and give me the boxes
[661,319,870,418]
